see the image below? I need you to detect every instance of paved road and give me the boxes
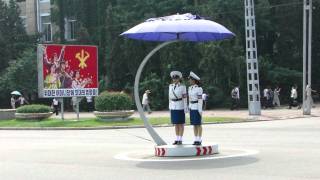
[0,117,320,180]
[56,105,320,120]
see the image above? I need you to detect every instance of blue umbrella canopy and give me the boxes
[121,13,235,42]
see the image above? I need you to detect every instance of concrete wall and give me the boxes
[0,109,16,120]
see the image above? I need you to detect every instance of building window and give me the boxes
[40,0,50,3]
[20,16,27,28]
[41,14,52,42]
[43,23,52,42]
[65,19,76,41]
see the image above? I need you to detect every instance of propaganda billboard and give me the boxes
[37,44,98,98]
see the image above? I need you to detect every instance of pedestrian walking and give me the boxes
[52,98,59,115]
[231,86,240,110]
[71,96,77,111]
[289,85,301,109]
[305,84,317,109]
[263,87,268,108]
[18,95,29,107]
[169,71,188,145]
[86,96,94,112]
[267,87,274,108]
[273,86,281,107]
[188,72,203,145]
[10,96,16,109]
[142,90,152,114]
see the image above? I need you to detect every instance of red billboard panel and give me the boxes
[38,44,98,97]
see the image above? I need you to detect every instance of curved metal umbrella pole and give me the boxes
[134,40,178,146]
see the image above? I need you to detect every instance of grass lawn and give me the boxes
[0,117,244,128]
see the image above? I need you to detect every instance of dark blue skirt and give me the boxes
[190,110,202,125]
[170,110,185,124]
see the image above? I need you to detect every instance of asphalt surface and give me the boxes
[53,105,320,121]
[0,117,320,180]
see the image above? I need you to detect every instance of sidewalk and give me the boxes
[53,105,320,121]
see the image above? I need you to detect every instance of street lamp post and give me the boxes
[302,0,312,115]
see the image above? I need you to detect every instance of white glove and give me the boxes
[184,108,189,114]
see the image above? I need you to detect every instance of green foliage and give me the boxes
[2,0,320,109]
[16,104,51,113]
[47,0,320,109]
[0,0,32,72]
[95,91,133,111]
[0,48,37,101]
[140,72,167,109]
[0,0,36,108]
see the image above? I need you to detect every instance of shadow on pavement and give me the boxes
[136,156,259,170]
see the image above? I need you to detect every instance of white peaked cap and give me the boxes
[170,71,182,78]
[189,71,200,81]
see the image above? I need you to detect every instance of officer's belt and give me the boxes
[171,98,182,101]
[190,101,198,104]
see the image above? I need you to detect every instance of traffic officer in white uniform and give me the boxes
[169,71,188,145]
[188,72,203,146]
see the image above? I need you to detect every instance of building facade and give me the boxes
[4,0,76,42]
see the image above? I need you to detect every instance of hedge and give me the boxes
[16,104,51,113]
[95,91,133,111]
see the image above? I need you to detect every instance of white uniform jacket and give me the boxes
[188,85,203,113]
[169,83,188,112]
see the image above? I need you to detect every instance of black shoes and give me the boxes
[173,141,182,145]
[192,141,202,146]
[172,141,202,145]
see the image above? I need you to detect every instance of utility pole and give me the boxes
[302,0,312,115]
[244,0,261,115]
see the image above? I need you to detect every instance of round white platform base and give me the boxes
[155,144,219,157]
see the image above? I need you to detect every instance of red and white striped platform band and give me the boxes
[154,144,219,157]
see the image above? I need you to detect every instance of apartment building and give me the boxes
[4,0,76,42]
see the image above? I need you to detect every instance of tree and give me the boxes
[46,0,320,109]
[0,48,38,107]
[0,0,31,72]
